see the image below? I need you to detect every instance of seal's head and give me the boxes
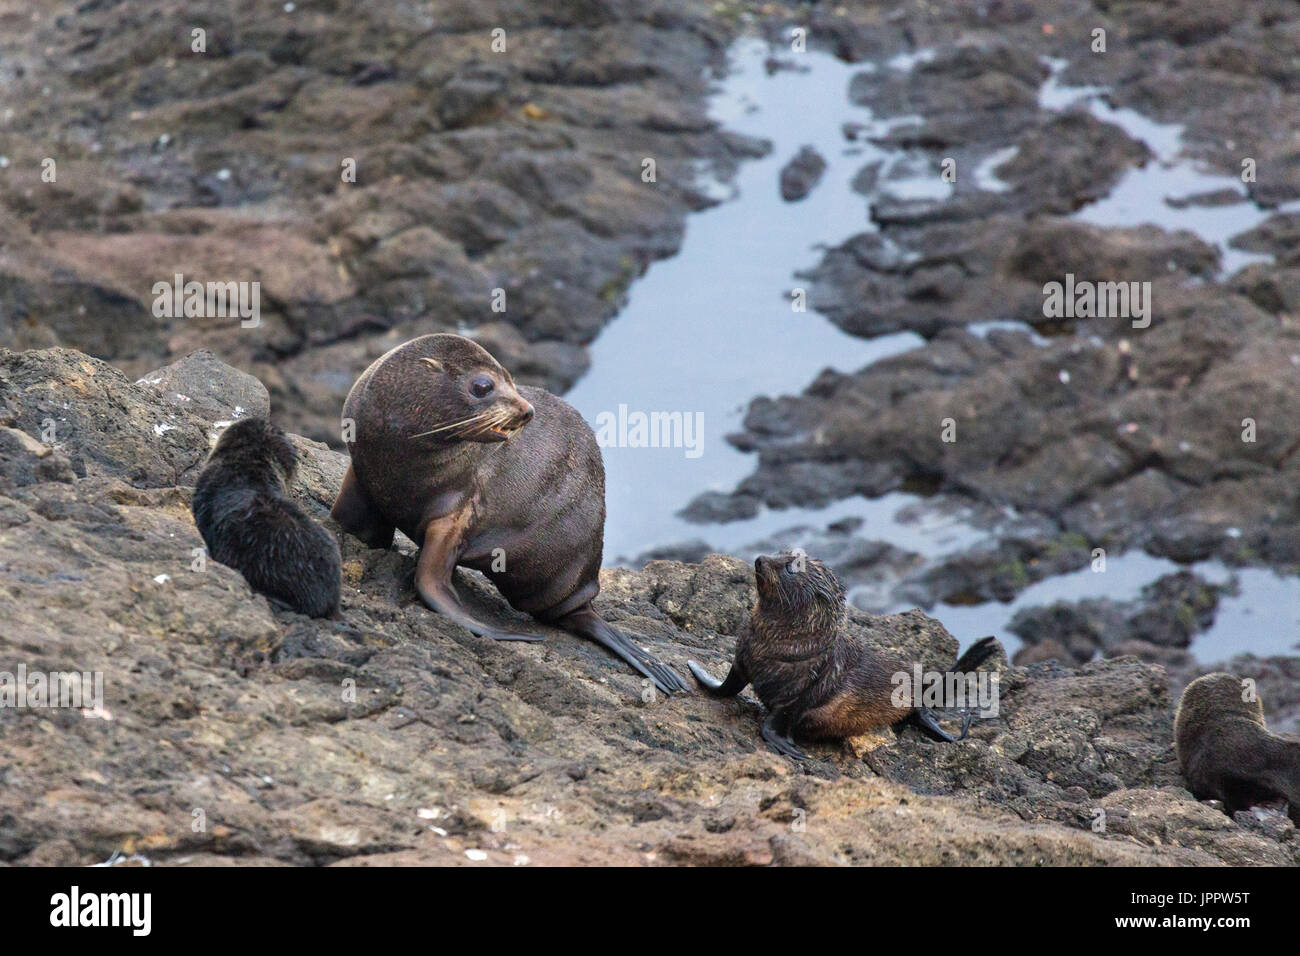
[1176,672,1266,737]
[210,417,297,487]
[754,551,845,629]
[404,335,535,444]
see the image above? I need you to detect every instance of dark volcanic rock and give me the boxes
[701,1,1300,630]
[779,146,827,201]
[5,0,1300,867]
[716,276,1300,569]
[0,0,737,445]
[897,528,1093,608]
[1,346,1293,866]
[849,41,1046,150]
[990,110,1152,214]
[0,347,210,487]
[1010,572,1224,666]
[137,349,271,425]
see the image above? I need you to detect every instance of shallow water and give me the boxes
[565,39,925,561]
[1037,58,1282,276]
[706,491,995,562]
[917,556,1300,659]
[569,38,1300,664]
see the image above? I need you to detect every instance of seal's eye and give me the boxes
[470,376,495,398]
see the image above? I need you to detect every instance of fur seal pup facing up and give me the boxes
[1174,672,1300,823]
[688,553,998,759]
[330,333,687,694]
[193,417,341,617]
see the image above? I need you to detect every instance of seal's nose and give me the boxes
[519,402,535,425]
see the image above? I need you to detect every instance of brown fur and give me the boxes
[1174,672,1300,823]
[330,334,686,692]
[740,555,911,739]
[689,553,994,755]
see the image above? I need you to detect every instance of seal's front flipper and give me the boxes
[761,712,808,761]
[416,520,542,642]
[688,660,749,698]
[331,464,396,549]
[908,707,960,742]
[557,606,688,695]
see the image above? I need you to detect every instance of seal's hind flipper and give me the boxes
[688,660,749,698]
[557,607,688,695]
[761,712,808,760]
[331,464,396,549]
[953,635,1000,672]
[908,707,961,743]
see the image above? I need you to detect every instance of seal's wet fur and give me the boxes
[193,417,340,617]
[1175,672,1300,822]
[331,334,686,693]
[689,552,997,758]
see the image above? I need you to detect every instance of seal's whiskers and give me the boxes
[408,411,495,439]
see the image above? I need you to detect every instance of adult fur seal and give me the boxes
[330,333,687,693]
[1174,672,1300,822]
[688,552,998,758]
[193,417,341,617]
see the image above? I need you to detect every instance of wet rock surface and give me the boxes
[1,347,1297,866]
[4,0,1300,866]
[671,1,1300,682]
[1010,571,1223,666]
[778,146,826,201]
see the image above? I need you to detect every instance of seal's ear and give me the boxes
[420,357,444,373]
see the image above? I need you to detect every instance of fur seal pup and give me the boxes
[1174,672,1300,823]
[330,333,687,693]
[193,417,341,617]
[688,552,998,759]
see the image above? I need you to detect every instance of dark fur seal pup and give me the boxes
[193,417,341,617]
[688,553,998,759]
[330,333,687,693]
[1175,672,1300,823]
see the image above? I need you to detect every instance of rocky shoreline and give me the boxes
[1,345,1297,865]
[681,1,1300,670]
[3,0,1300,864]
[0,0,754,444]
